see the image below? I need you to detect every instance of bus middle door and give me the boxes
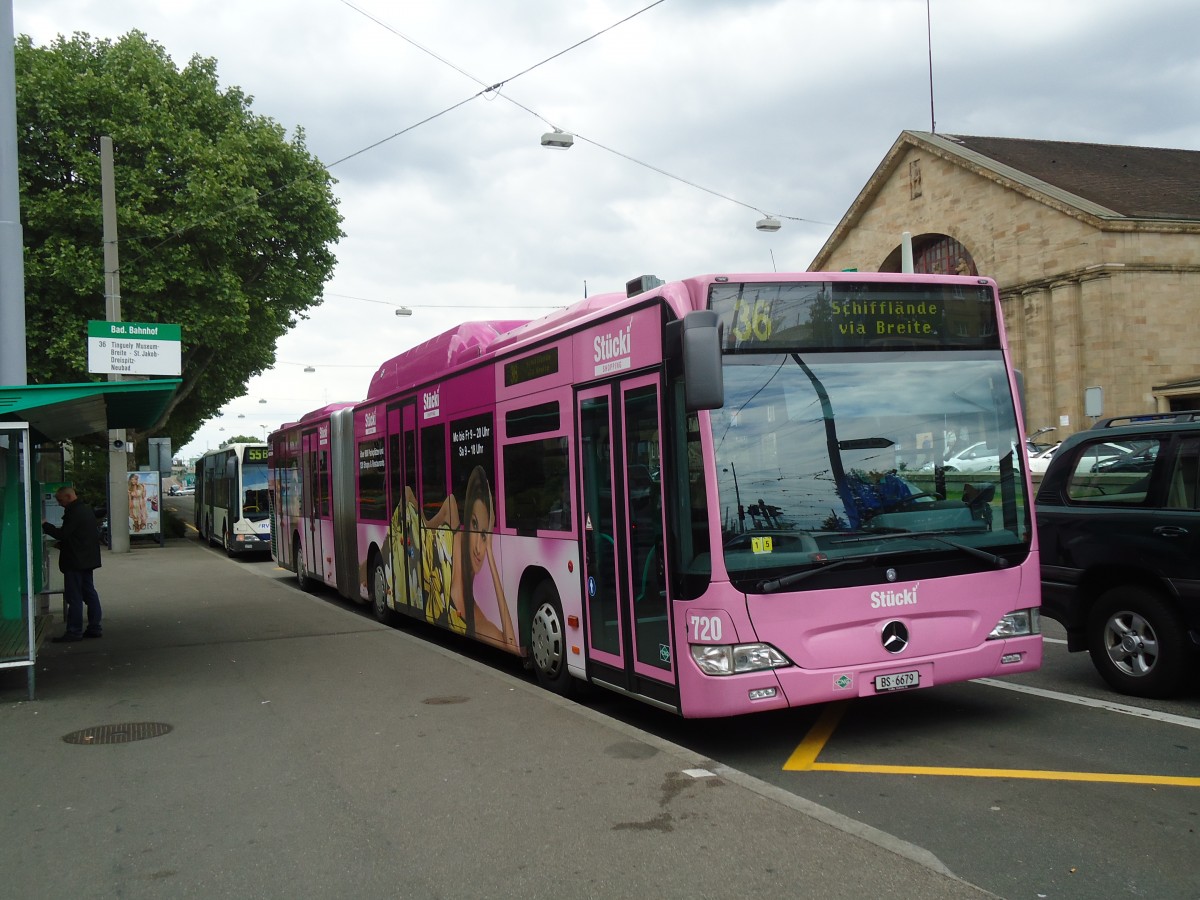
[577,375,675,709]
[301,427,328,585]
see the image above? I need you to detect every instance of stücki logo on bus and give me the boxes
[363,408,378,436]
[594,320,633,376]
[423,386,441,420]
[318,423,329,446]
[871,583,919,609]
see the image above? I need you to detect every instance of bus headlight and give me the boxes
[690,643,791,676]
[987,607,1040,639]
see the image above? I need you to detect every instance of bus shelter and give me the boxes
[0,379,180,699]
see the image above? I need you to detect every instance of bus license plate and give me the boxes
[874,670,919,692]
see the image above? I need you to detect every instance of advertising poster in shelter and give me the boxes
[127,470,161,536]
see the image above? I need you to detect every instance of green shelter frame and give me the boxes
[0,379,180,699]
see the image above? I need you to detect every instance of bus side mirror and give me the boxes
[680,310,723,411]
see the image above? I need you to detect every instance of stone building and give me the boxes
[810,131,1200,441]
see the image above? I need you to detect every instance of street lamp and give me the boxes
[303,365,315,373]
[395,307,412,317]
[756,216,782,232]
[540,129,574,149]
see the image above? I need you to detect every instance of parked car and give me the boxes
[1026,442,1061,474]
[918,440,1003,473]
[1035,412,1200,697]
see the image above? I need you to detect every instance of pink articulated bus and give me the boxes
[268,272,1041,717]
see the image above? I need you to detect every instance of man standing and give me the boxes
[42,485,103,642]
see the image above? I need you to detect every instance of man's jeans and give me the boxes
[63,569,102,637]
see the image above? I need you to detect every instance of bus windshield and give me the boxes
[711,350,1030,589]
[242,461,270,522]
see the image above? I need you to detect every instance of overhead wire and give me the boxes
[340,0,827,225]
[117,4,655,272]
[118,0,821,279]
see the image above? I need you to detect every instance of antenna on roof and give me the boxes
[927,0,936,133]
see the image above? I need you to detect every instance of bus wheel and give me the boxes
[530,583,572,695]
[223,527,235,557]
[295,537,313,593]
[371,556,397,626]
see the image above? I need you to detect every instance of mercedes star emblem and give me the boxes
[881,620,909,653]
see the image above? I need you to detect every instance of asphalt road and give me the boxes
[171,496,1199,900]
[570,631,1200,900]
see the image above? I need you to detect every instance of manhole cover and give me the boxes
[62,722,173,745]
[421,696,469,705]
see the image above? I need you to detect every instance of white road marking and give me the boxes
[974,678,1200,730]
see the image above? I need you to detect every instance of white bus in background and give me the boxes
[194,442,271,555]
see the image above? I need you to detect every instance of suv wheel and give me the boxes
[1087,586,1190,698]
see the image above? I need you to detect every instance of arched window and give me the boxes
[879,234,978,275]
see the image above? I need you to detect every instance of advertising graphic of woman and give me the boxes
[449,466,514,647]
[128,473,148,532]
[382,466,513,647]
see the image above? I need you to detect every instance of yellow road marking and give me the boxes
[784,700,1200,787]
[806,763,1200,787]
[783,700,848,770]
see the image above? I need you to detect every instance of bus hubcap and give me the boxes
[531,604,562,674]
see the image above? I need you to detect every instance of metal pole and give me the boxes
[0,0,27,385]
[101,136,130,552]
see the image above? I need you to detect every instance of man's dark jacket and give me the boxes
[42,498,103,572]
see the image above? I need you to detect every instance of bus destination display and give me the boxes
[710,281,1001,351]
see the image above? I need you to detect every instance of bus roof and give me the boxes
[365,320,528,401]
[297,402,355,424]
[363,285,683,402]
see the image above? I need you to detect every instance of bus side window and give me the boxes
[421,424,448,519]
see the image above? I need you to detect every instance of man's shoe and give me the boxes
[51,633,83,643]
[83,631,103,639]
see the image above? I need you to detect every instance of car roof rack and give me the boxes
[1090,411,1200,429]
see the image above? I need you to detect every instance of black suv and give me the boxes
[1036,412,1200,697]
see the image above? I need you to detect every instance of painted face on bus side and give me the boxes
[468,498,490,572]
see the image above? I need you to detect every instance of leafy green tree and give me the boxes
[220,434,260,447]
[15,30,344,458]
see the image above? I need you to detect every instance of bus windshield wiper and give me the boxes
[758,557,858,593]
[757,547,917,593]
[831,529,1008,568]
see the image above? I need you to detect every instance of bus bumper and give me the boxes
[678,635,1043,718]
[228,533,272,554]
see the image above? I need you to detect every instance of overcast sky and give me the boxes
[14,0,1200,460]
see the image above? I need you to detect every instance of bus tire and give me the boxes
[1087,586,1189,698]
[530,582,572,696]
[224,526,235,557]
[295,537,314,593]
[370,554,397,626]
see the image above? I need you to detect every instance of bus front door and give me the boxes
[577,376,675,709]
